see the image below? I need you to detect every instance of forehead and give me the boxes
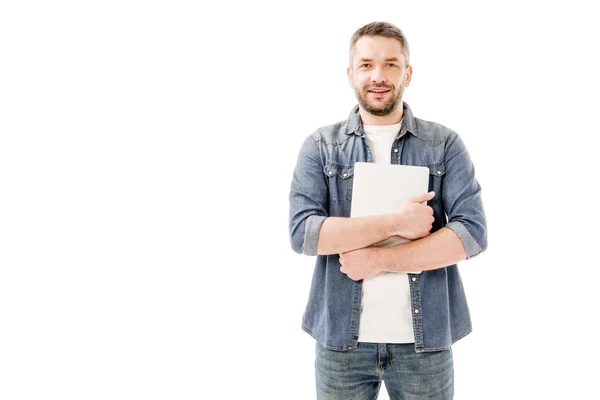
[352,35,405,65]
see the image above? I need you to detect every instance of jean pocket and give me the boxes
[323,163,354,205]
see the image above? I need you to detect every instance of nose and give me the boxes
[371,66,386,84]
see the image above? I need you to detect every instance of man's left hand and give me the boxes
[339,247,385,281]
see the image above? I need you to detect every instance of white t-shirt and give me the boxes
[357,121,415,344]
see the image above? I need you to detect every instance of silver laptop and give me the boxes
[350,162,430,248]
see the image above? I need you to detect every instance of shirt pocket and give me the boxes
[424,163,446,230]
[425,163,445,206]
[323,163,354,205]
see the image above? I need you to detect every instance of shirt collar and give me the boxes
[345,101,417,138]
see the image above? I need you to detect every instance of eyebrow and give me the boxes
[357,57,401,63]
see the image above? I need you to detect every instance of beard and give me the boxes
[354,84,404,117]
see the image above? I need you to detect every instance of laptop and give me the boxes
[350,161,430,248]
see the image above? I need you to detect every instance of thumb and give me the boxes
[408,191,435,204]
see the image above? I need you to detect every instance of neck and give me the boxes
[359,105,404,126]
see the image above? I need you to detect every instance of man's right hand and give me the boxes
[392,191,435,240]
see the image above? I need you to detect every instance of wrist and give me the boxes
[389,213,406,238]
[379,214,396,239]
[379,244,407,273]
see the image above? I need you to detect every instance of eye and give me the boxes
[387,63,399,68]
[360,63,371,68]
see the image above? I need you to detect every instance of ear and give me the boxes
[405,64,413,87]
[347,66,354,89]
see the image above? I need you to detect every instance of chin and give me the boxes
[370,103,395,113]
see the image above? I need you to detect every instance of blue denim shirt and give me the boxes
[289,102,487,353]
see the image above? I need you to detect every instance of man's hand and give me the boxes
[339,247,384,281]
[393,191,435,240]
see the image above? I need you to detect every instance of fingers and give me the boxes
[408,191,435,204]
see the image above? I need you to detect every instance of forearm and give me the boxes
[316,215,397,255]
[380,227,467,272]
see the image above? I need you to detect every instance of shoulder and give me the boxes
[411,116,459,147]
[307,119,352,146]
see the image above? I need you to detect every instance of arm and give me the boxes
[289,134,331,256]
[387,133,487,270]
[339,227,466,280]
[289,136,436,256]
[317,190,436,255]
[289,134,402,256]
[316,215,398,256]
[339,133,487,280]
[379,227,466,272]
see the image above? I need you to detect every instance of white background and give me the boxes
[1,1,599,399]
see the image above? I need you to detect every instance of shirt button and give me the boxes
[329,171,333,175]
[414,309,419,313]
[343,173,347,177]
[437,170,442,175]
[394,148,398,153]
[353,308,359,312]
[412,277,417,282]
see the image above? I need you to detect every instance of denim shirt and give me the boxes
[288,102,487,353]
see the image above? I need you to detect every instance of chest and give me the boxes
[321,135,447,222]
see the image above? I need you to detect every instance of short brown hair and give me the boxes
[349,21,410,67]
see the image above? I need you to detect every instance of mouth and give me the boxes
[367,88,391,99]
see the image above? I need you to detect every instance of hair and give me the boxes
[349,21,410,68]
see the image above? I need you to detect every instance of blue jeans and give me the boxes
[315,342,454,399]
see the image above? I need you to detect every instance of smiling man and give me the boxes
[350,35,409,119]
[289,22,487,399]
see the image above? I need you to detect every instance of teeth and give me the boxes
[371,90,388,93]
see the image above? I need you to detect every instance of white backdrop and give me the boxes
[1,1,599,399]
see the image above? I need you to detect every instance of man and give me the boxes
[289,21,487,399]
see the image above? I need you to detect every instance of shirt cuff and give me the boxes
[303,215,328,256]
[445,221,483,259]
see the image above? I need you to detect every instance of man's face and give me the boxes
[347,35,412,117]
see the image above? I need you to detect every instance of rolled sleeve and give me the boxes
[302,215,328,256]
[289,135,329,256]
[442,133,488,259]
[445,221,483,259]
